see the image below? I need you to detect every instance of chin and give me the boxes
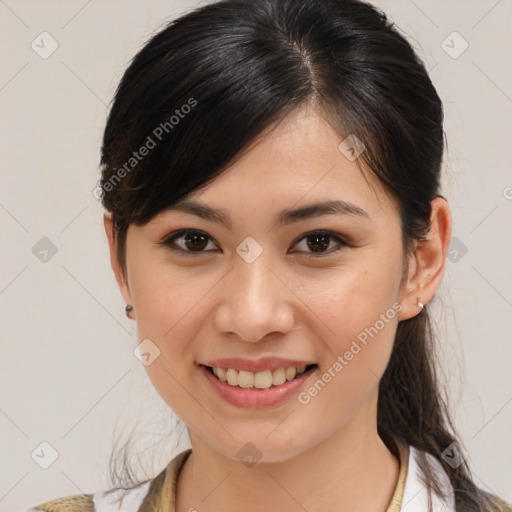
[208,432,312,465]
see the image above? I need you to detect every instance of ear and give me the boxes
[398,196,452,321]
[103,213,133,307]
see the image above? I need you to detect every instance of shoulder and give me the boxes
[480,490,512,512]
[25,449,192,512]
[25,493,95,512]
[25,481,152,512]
[403,445,512,512]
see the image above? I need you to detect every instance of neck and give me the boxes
[176,398,399,512]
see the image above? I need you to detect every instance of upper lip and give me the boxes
[201,357,316,373]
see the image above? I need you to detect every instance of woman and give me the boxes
[27,0,512,511]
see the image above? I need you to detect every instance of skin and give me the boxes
[104,105,452,512]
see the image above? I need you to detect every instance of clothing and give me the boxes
[26,439,511,512]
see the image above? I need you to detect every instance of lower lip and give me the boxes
[198,364,318,408]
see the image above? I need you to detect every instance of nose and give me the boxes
[213,254,294,343]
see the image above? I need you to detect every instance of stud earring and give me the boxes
[417,301,424,310]
[125,304,134,318]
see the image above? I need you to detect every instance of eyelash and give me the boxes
[159,229,349,258]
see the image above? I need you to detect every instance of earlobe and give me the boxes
[398,197,452,321]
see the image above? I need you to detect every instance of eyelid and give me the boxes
[159,229,350,257]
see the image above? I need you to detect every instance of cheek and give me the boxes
[309,250,402,387]
[129,255,206,335]
[319,256,401,337]
[127,259,211,385]
[299,270,400,426]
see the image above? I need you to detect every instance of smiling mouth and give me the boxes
[203,363,318,390]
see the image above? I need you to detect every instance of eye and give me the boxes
[160,229,349,257]
[160,229,218,255]
[290,230,349,257]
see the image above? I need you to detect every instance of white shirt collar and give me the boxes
[91,445,458,512]
[401,446,456,511]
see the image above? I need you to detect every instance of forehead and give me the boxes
[188,107,399,225]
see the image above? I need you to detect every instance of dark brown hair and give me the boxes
[99,1,505,510]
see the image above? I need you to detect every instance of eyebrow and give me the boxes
[164,199,370,228]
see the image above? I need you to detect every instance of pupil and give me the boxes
[308,233,329,252]
[186,232,207,251]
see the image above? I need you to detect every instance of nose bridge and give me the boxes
[235,250,274,304]
[216,244,293,342]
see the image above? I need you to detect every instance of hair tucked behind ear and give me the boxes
[99,1,509,510]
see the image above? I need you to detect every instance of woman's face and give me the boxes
[110,107,421,462]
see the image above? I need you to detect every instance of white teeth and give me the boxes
[210,364,312,389]
[272,367,286,386]
[254,370,273,388]
[285,367,297,381]
[226,368,238,386]
[238,370,255,388]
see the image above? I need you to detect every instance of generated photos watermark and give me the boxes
[298,301,403,405]
[93,97,198,200]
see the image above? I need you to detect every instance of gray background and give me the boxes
[0,0,511,510]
